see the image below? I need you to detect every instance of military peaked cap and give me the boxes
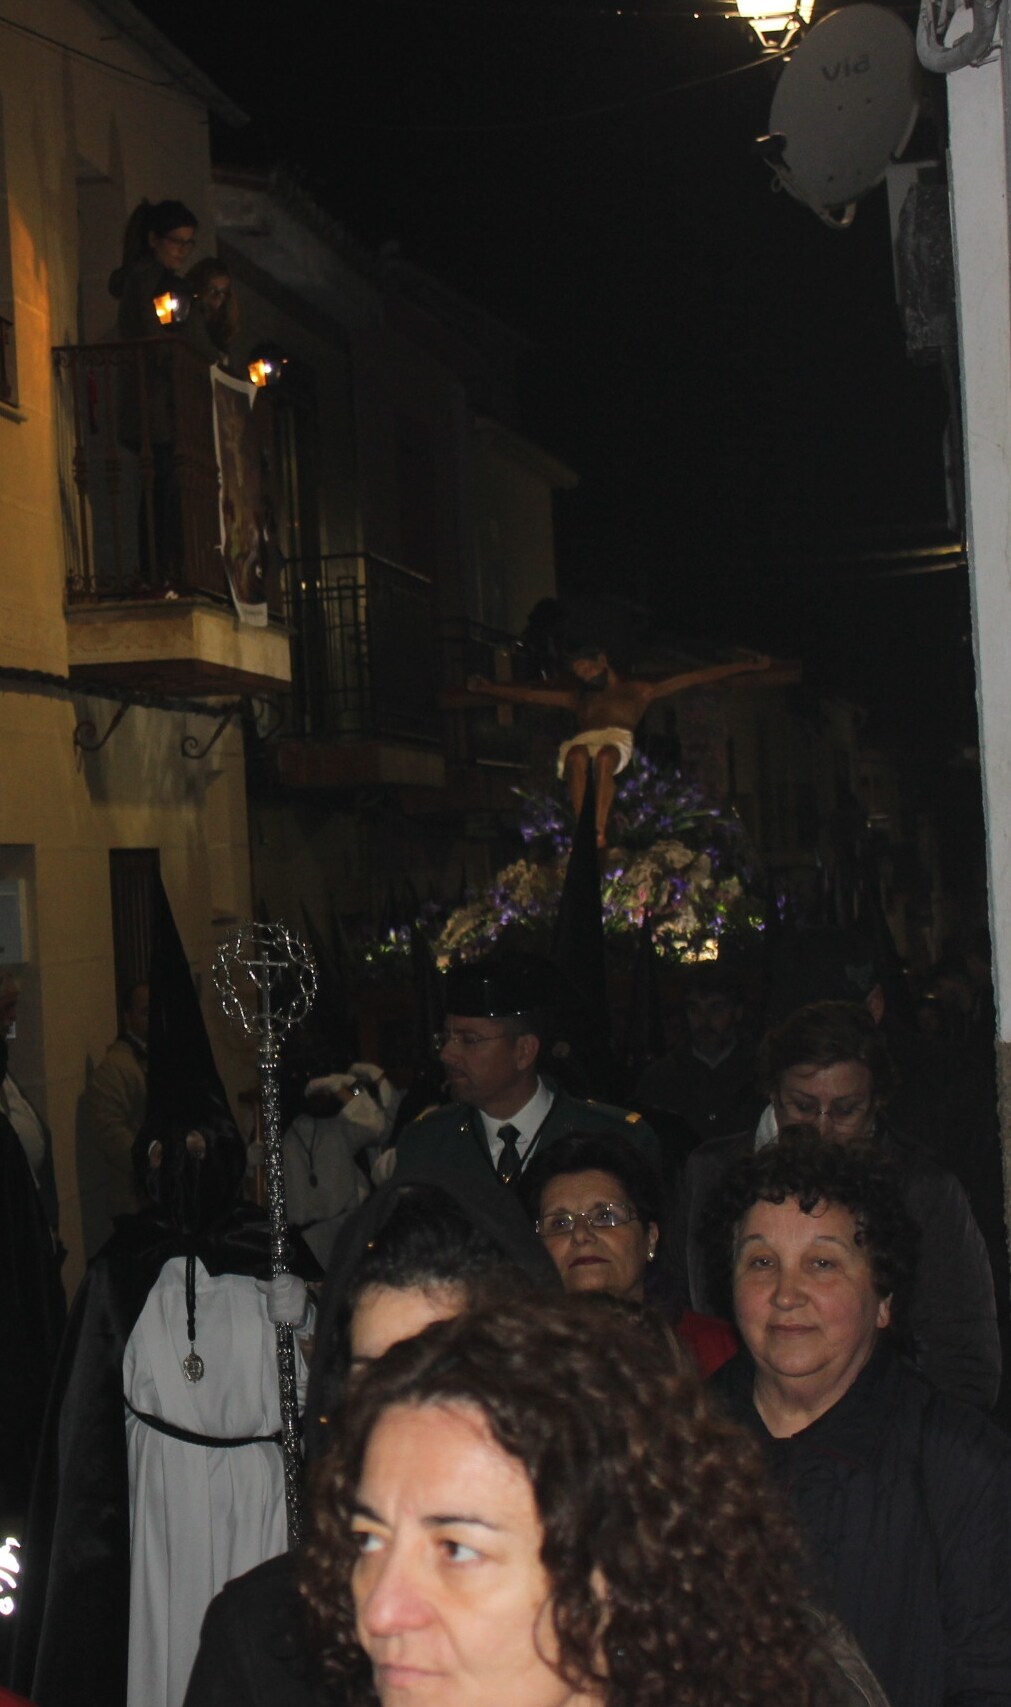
[443,952,564,1018]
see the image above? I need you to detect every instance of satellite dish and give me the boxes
[766,5,921,223]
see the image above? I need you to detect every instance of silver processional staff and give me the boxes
[214,921,317,1546]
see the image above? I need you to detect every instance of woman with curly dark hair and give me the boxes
[299,1296,888,1707]
[182,1170,559,1707]
[700,1121,921,1329]
[704,1129,1011,1707]
[674,998,999,1410]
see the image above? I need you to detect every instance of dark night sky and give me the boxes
[137,0,974,751]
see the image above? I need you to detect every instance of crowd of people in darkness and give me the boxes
[2,850,1010,1707]
[0,167,1004,1707]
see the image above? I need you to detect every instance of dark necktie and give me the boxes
[496,1123,522,1186]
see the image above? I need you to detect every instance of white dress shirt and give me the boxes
[478,1078,555,1170]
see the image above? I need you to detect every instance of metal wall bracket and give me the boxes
[181,708,237,761]
[73,701,130,753]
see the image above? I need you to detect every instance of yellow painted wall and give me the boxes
[0,0,218,665]
[0,4,257,1296]
[1,694,256,1295]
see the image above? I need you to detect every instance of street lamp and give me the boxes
[735,0,814,50]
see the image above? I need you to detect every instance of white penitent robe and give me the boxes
[123,1256,307,1707]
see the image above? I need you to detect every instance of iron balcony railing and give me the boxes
[436,613,533,766]
[284,553,439,744]
[54,338,235,604]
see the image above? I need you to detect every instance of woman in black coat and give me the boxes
[182,1161,561,1707]
[703,1128,1011,1707]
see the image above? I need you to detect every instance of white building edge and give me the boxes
[943,11,1011,1248]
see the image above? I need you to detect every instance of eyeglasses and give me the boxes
[162,233,196,252]
[433,1028,511,1052]
[777,1092,873,1131]
[536,1202,639,1238]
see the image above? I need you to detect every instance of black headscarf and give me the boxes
[305,1156,560,1459]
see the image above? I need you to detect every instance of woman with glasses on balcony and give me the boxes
[185,257,240,371]
[522,1131,736,1375]
[109,198,199,341]
[108,199,214,591]
[672,999,1000,1408]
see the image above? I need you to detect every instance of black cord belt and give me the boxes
[124,1396,297,1449]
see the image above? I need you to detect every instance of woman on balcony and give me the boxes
[109,198,199,343]
[108,199,216,592]
[185,258,239,373]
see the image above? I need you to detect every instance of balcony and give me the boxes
[273,554,535,805]
[277,553,445,789]
[54,338,290,697]
[438,615,534,770]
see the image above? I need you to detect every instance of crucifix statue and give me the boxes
[467,646,770,847]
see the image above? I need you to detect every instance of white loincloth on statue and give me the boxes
[557,726,634,778]
[124,1256,308,1707]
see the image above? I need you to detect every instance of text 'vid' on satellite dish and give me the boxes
[766,5,921,222]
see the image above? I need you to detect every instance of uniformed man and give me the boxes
[394,956,660,1186]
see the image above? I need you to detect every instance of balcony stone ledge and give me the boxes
[65,596,291,697]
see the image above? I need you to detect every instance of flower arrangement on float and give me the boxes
[355,754,763,973]
[431,753,763,967]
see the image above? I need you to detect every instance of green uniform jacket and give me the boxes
[394,1075,661,1185]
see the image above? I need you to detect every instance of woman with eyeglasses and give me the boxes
[185,257,239,370]
[521,1131,736,1375]
[109,198,200,343]
[674,999,999,1408]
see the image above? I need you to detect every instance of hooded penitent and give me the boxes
[146,873,232,1137]
[12,884,317,1707]
[133,1114,247,1240]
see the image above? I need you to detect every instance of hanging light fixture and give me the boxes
[735,0,814,50]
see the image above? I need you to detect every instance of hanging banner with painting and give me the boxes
[210,368,273,626]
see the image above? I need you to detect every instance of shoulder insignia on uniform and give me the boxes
[625,1111,642,1124]
[583,1098,639,1122]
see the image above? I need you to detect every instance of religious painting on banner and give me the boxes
[210,369,274,626]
